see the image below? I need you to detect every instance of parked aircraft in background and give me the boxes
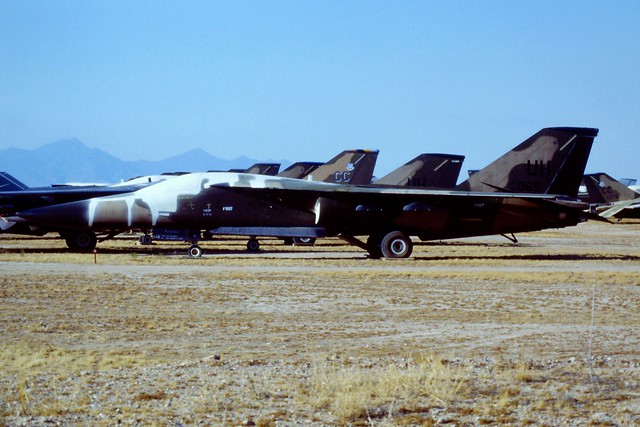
[619,178,636,187]
[8,127,598,258]
[276,162,323,179]
[582,173,640,219]
[227,163,281,175]
[374,154,464,188]
[618,178,640,193]
[0,172,171,245]
[277,151,464,188]
[297,149,379,184]
[0,172,29,191]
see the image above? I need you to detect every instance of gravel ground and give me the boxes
[1,221,639,425]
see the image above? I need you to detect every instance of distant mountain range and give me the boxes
[0,139,286,187]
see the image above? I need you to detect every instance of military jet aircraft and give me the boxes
[8,127,598,258]
[582,172,640,219]
[0,149,379,248]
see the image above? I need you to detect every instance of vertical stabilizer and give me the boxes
[305,149,379,184]
[277,162,323,179]
[0,172,29,191]
[456,127,598,197]
[375,154,464,188]
[583,173,640,204]
[230,163,281,175]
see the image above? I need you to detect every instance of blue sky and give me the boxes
[1,1,639,178]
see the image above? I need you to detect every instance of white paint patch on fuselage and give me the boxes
[87,173,213,227]
[85,172,297,227]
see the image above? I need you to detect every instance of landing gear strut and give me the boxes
[501,233,519,244]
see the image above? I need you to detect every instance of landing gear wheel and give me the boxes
[64,231,97,251]
[139,234,153,245]
[380,231,413,259]
[188,245,203,258]
[247,238,260,252]
[292,237,316,246]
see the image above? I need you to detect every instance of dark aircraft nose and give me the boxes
[16,200,90,228]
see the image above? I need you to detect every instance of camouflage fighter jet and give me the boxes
[0,149,379,248]
[8,127,598,258]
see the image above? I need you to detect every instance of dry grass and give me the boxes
[299,355,469,422]
[1,221,639,425]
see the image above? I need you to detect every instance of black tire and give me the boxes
[246,239,260,252]
[380,231,413,259]
[292,237,316,246]
[188,245,203,258]
[139,234,153,245]
[65,231,97,251]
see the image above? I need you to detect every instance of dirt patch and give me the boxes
[1,221,639,425]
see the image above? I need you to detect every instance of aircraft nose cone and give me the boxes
[16,200,90,228]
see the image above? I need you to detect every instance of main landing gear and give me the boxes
[246,237,260,252]
[188,244,203,258]
[61,231,98,251]
[369,231,413,259]
[341,230,414,259]
[139,234,153,245]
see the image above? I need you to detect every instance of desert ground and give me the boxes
[1,221,639,426]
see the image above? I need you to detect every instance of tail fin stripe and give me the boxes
[433,160,448,172]
[560,134,578,151]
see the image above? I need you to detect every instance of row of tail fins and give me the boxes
[1,127,601,198]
